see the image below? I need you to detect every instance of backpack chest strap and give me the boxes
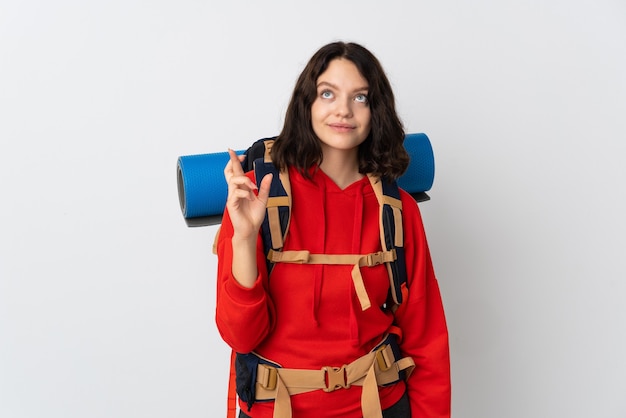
[267,249,397,311]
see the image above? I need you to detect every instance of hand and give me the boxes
[224,149,273,242]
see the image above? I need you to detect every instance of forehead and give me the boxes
[317,58,368,88]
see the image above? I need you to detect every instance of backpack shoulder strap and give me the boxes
[241,137,274,172]
[248,138,291,274]
[367,175,408,310]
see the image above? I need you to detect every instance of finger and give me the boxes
[256,173,273,203]
[224,152,255,189]
[224,159,233,181]
[223,154,237,180]
[228,174,258,193]
[228,149,245,176]
[230,187,256,202]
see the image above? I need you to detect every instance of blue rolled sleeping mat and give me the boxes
[177,133,435,227]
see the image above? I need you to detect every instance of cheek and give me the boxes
[361,109,372,127]
[311,100,327,119]
[310,104,320,123]
[310,103,324,135]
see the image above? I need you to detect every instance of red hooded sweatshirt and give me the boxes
[216,166,450,418]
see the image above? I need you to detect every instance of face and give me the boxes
[311,58,371,156]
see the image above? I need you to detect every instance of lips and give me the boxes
[328,123,355,132]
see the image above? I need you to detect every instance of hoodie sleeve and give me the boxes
[214,177,276,354]
[394,191,451,418]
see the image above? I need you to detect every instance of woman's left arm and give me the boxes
[394,192,451,418]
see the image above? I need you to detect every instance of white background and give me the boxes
[1,1,625,417]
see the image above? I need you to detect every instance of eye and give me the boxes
[354,93,369,104]
[320,90,334,99]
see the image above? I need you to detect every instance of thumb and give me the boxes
[256,173,273,204]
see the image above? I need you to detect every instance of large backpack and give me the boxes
[176,133,435,417]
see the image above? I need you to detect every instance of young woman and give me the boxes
[216,41,450,418]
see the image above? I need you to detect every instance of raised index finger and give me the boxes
[227,148,245,176]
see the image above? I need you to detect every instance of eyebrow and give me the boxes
[316,81,369,92]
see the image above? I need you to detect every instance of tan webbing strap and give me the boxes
[381,194,402,208]
[381,195,403,248]
[267,196,290,208]
[351,265,372,310]
[395,356,416,379]
[361,361,383,418]
[367,175,387,254]
[263,140,275,163]
[267,250,395,266]
[392,206,403,247]
[254,343,414,418]
[368,175,404,250]
[266,196,290,249]
[267,249,312,263]
[267,249,397,311]
[273,374,292,418]
[267,206,282,249]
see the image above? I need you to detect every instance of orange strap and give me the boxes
[227,350,237,418]
[267,249,397,311]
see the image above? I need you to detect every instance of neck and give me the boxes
[318,146,364,189]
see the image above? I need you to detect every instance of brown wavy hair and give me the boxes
[270,41,409,180]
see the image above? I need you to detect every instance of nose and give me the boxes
[334,97,353,118]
